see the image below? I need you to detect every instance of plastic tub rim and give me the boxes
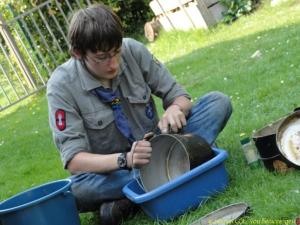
[0,179,72,214]
[123,148,228,203]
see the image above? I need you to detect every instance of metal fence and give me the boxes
[0,0,93,111]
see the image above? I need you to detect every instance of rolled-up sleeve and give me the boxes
[47,78,89,169]
[125,38,190,109]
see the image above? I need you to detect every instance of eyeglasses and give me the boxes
[86,48,121,64]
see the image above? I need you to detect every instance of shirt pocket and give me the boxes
[120,64,151,104]
[82,107,114,130]
[82,108,129,154]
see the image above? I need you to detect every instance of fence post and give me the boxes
[0,14,36,89]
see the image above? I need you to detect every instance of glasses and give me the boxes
[86,48,121,64]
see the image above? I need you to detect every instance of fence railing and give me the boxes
[0,0,93,111]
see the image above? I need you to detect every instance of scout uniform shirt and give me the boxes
[47,38,190,169]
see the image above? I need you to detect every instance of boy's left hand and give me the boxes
[158,104,186,134]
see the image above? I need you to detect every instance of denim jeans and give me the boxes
[70,91,232,212]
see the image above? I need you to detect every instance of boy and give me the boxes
[47,3,232,225]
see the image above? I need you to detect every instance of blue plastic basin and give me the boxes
[123,148,229,220]
[0,179,81,225]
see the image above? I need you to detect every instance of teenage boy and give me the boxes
[47,3,232,225]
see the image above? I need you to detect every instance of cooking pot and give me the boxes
[276,110,300,168]
[252,109,300,171]
[139,133,214,192]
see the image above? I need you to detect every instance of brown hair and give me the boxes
[68,4,123,56]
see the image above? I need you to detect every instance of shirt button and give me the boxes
[98,120,103,126]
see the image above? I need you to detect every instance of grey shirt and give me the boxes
[47,38,190,168]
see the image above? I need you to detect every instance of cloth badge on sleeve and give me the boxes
[145,101,154,120]
[55,109,66,131]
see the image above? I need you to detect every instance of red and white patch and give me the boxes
[55,109,66,131]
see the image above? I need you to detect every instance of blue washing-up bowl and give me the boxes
[0,179,81,225]
[122,148,229,220]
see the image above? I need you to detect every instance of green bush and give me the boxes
[101,0,154,35]
[220,0,260,23]
[1,0,154,36]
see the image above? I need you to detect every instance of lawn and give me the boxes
[1,0,300,224]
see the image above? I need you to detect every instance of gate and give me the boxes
[0,0,93,111]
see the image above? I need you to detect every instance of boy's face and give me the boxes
[83,47,122,82]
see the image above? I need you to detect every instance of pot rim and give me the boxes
[276,111,300,167]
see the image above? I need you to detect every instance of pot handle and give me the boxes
[143,125,161,141]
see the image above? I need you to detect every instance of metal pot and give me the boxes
[252,110,300,171]
[252,117,286,170]
[276,110,300,168]
[139,133,214,192]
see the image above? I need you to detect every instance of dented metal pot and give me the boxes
[276,110,300,168]
[252,109,300,171]
[140,133,214,192]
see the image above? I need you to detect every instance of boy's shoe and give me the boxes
[99,198,138,225]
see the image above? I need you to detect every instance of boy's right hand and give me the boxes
[127,140,152,169]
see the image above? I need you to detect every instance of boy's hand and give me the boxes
[127,141,152,169]
[158,104,187,134]
[143,132,154,141]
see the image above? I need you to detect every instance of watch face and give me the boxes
[118,153,127,169]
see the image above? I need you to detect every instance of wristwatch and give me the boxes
[117,152,129,170]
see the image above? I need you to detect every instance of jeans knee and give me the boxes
[208,91,232,114]
[185,91,232,144]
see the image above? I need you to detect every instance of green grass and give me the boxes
[1,0,300,224]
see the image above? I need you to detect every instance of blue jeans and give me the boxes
[70,91,232,212]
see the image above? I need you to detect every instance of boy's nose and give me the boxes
[107,55,119,69]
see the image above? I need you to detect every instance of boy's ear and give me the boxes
[70,49,82,59]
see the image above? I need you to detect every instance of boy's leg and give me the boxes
[183,91,232,145]
[70,170,134,212]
